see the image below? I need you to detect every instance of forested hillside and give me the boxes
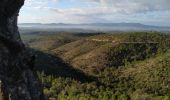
[21,32,170,100]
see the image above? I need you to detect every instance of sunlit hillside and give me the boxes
[21,32,170,100]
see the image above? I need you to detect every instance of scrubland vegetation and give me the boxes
[21,32,170,100]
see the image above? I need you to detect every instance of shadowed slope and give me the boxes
[33,50,97,83]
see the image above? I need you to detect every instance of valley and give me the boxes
[21,31,170,100]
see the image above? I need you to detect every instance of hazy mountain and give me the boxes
[18,23,170,32]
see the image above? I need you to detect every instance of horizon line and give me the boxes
[18,22,170,27]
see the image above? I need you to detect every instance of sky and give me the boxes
[18,0,170,26]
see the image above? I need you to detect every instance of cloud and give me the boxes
[23,0,170,13]
[19,0,170,26]
[24,0,58,8]
[85,0,170,12]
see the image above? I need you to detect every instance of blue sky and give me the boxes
[18,0,170,26]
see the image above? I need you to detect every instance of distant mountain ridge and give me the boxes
[19,23,169,27]
[19,23,170,32]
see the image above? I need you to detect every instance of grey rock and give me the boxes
[0,0,45,100]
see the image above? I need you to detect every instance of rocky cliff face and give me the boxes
[0,0,44,100]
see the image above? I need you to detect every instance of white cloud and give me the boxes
[19,0,170,26]
[23,0,170,14]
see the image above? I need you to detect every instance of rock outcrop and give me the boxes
[0,0,44,100]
